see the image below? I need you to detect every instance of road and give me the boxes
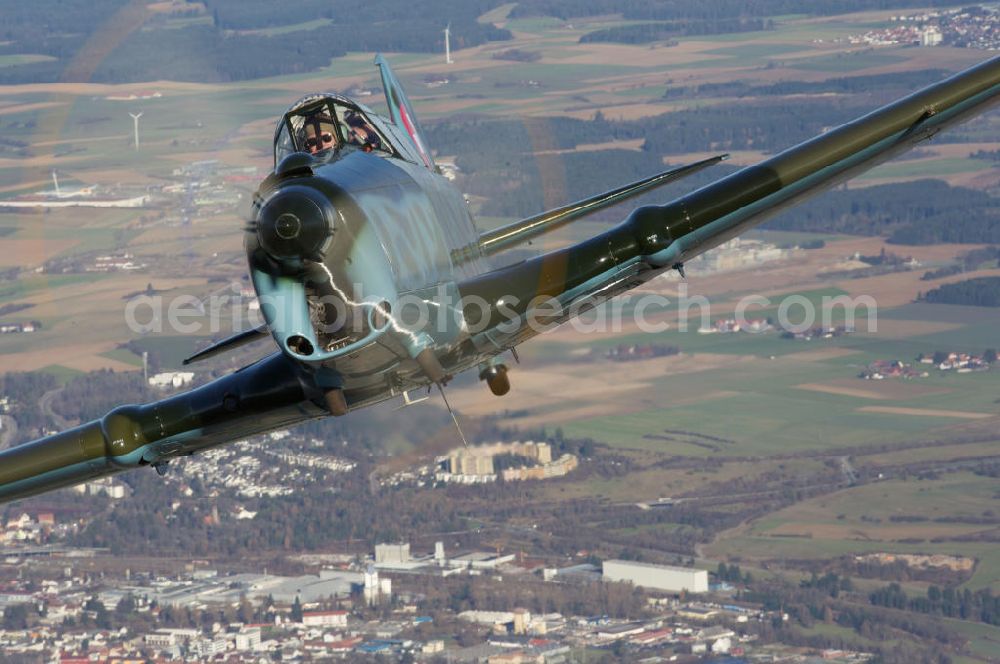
[838,456,858,485]
[39,387,75,431]
[0,414,17,450]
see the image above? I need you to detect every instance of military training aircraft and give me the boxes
[0,55,998,504]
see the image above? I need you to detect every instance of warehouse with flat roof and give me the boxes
[602,560,708,593]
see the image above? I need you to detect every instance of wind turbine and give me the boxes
[129,112,143,151]
[444,23,453,65]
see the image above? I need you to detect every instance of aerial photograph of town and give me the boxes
[0,1,999,662]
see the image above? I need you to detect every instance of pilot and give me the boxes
[344,110,382,151]
[301,112,338,154]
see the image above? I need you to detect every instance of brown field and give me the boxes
[31,134,131,148]
[511,389,740,430]
[79,168,169,186]
[948,169,1000,190]
[550,42,734,68]
[0,274,215,373]
[0,156,93,170]
[448,351,751,420]
[447,370,652,419]
[504,403,646,430]
[798,382,890,400]
[0,239,80,268]
[0,80,217,98]
[0,343,137,373]
[535,138,644,155]
[562,103,676,121]
[665,150,770,167]
[166,147,270,169]
[0,177,53,193]
[0,101,66,117]
[857,405,996,420]
[927,142,1000,158]
[798,378,950,401]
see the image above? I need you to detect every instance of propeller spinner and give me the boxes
[255,185,335,264]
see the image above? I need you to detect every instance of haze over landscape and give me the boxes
[0,1,999,662]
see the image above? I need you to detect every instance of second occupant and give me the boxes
[344,110,382,151]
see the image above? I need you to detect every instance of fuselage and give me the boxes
[248,136,495,409]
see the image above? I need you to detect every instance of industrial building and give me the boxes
[302,610,348,627]
[375,542,410,564]
[602,560,708,594]
[131,569,362,607]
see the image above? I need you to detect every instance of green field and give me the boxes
[0,274,108,304]
[529,293,1000,491]
[126,334,218,369]
[100,348,144,367]
[944,619,1000,660]
[703,43,810,58]
[38,364,85,383]
[862,156,996,180]
[708,472,1000,590]
[0,54,56,68]
[504,17,568,33]
[788,51,907,72]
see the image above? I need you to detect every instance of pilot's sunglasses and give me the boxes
[305,133,334,148]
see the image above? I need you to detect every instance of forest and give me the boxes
[0,0,511,84]
[919,276,1000,307]
[870,583,1000,626]
[579,18,769,44]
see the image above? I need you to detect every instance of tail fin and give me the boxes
[375,54,436,170]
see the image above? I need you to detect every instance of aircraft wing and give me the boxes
[0,354,325,504]
[458,55,1000,349]
[478,154,729,257]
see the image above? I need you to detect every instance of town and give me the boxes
[0,521,871,663]
[844,5,1000,50]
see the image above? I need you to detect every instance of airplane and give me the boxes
[0,54,998,504]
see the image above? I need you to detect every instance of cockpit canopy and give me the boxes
[273,94,394,164]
